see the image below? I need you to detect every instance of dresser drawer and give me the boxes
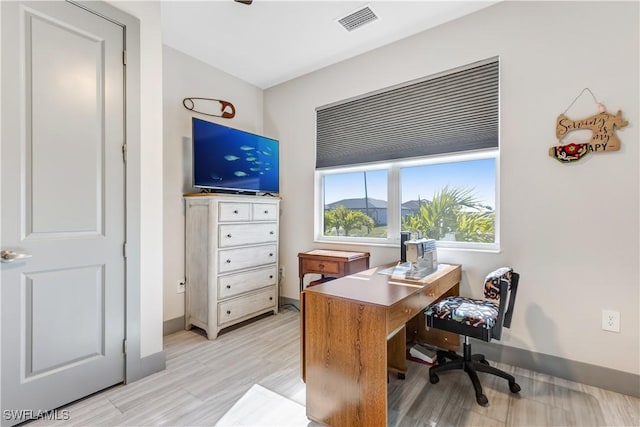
[219,223,277,247]
[218,266,277,299]
[387,291,430,335]
[217,287,276,325]
[252,202,278,221]
[301,259,340,276]
[218,244,277,273]
[218,202,251,222]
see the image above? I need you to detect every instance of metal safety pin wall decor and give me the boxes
[183,97,236,119]
[549,88,628,163]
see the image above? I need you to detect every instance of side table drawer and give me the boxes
[301,259,340,276]
[218,287,276,325]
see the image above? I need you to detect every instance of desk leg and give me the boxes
[387,325,407,379]
[300,291,306,382]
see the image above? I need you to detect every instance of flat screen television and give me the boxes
[192,117,279,194]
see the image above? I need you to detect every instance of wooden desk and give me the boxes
[298,249,370,292]
[301,263,461,427]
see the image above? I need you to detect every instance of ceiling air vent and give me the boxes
[337,6,379,32]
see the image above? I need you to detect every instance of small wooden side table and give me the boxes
[297,249,370,292]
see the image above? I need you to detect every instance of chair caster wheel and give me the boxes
[509,381,521,393]
[476,394,489,406]
[397,373,406,380]
[429,374,439,384]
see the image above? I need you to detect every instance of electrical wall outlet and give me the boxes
[602,309,620,332]
[177,281,185,294]
[279,265,285,279]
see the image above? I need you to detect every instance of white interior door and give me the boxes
[1,1,126,424]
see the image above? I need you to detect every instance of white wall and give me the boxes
[162,46,264,321]
[264,1,639,374]
[108,1,164,358]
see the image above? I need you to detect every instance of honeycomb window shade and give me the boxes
[315,59,499,169]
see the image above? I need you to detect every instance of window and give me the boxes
[315,151,498,249]
[322,169,388,239]
[400,155,496,246]
[315,58,499,250]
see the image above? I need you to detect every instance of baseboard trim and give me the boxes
[279,296,300,311]
[472,339,640,397]
[139,350,166,378]
[163,316,185,336]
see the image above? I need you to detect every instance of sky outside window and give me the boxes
[401,158,495,209]
[324,170,387,204]
[324,159,495,209]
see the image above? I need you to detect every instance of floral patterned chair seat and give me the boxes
[426,296,499,329]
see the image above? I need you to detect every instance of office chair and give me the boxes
[425,267,521,406]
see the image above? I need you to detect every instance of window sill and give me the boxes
[314,237,397,249]
[314,237,501,253]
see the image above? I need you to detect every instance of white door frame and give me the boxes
[70,0,148,384]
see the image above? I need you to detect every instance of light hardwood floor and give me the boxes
[31,307,639,426]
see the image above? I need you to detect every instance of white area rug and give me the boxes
[215,384,309,427]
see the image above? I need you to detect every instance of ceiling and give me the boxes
[161,1,497,89]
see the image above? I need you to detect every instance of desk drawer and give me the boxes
[423,269,461,303]
[301,259,340,276]
[387,291,430,335]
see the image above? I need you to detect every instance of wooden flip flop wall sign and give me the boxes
[549,89,628,163]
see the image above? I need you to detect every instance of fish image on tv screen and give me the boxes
[192,117,279,193]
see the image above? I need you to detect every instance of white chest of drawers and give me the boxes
[184,194,279,339]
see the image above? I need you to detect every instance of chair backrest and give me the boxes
[483,267,520,340]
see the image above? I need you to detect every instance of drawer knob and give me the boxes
[226,310,231,315]
[226,259,231,264]
[269,253,274,257]
[269,275,273,279]
[226,234,232,238]
[226,285,231,289]
[233,210,239,214]
[269,231,274,235]
[264,210,269,214]
[269,297,273,300]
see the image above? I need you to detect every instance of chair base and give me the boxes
[428,341,521,406]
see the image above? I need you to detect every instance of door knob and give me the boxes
[1,250,32,263]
